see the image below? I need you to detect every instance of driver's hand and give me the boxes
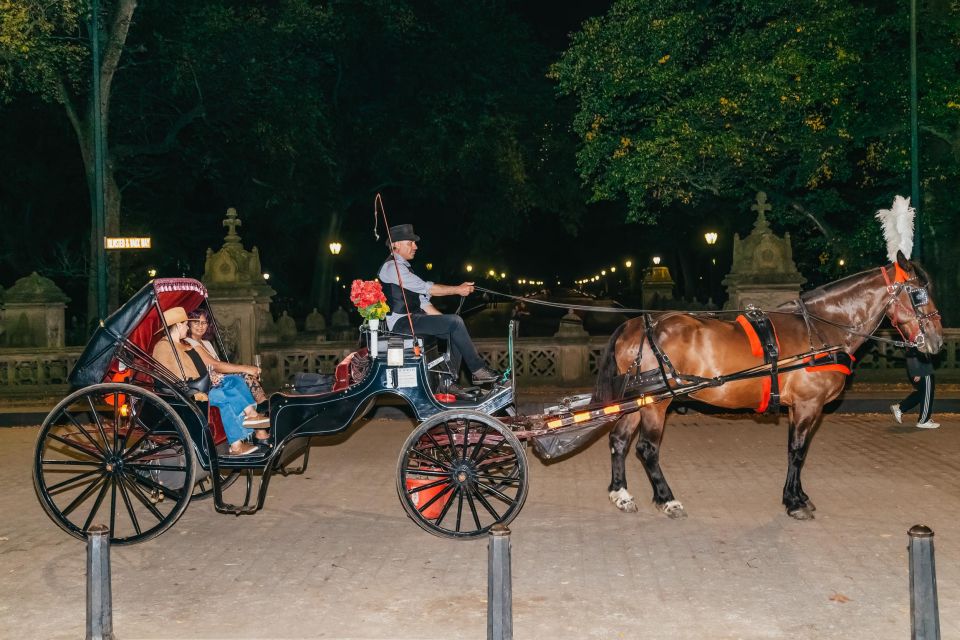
[458,282,475,296]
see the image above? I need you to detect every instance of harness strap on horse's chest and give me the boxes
[736,309,781,414]
[644,314,680,399]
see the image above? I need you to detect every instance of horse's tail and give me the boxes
[592,321,630,403]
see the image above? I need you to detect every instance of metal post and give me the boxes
[910,0,922,259]
[487,524,512,640]
[908,524,940,640]
[90,0,108,319]
[86,525,115,640]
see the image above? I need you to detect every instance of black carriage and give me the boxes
[33,278,532,545]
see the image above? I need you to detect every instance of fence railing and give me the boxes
[2,329,958,397]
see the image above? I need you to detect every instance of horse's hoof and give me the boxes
[609,488,639,513]
[660,499,687,519]
[788,506,815,520]
[805,500,816,512]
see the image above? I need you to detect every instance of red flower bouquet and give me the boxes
[350,279,390,321]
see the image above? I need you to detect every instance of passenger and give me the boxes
[378,223,500,394]
[185,308,270,445]
[185,309,267,408]
[151,307,266,456]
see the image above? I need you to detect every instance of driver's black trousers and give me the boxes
[404,313,485,378]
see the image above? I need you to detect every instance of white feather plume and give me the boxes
[874,195,915,262]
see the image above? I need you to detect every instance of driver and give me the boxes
[377,224,500,391]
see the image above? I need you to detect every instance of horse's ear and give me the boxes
[894,250,911,283]
[895,250,911,270]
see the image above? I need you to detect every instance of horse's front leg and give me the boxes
[635,402,685,518]
[609,413,641,512]
[783,403,823,520]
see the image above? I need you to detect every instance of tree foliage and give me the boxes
[552,0,960,319]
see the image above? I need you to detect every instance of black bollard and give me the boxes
[86,525,115,640]
[908,524,940,640]
[487,524,513,640]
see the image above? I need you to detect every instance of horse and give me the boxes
[593,251,944,520]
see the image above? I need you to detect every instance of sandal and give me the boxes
[226,442,259,456]
[242,415,269,426]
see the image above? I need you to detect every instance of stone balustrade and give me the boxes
[2,329,958,398]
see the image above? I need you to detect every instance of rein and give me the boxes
[475,264,933,350]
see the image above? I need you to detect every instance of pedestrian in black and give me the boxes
[890,347,938,429]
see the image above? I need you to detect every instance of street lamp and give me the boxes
[704,232,718,304]
[465,264,473,273]
[328,241,342,255]
[704,232,718,246]
[652,256,661,265]
[147,268,157,278]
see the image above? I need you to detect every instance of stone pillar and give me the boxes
[2,272,70,347]
[641,266,675,309]
[553,309,590,383]
[202,208,276,363]
[721,192,806,310]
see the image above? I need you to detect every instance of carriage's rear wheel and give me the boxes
[33,383,196,545]
[397,410,528,539]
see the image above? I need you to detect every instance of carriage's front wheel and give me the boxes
[33,383,196,545]
[397,410,528,539]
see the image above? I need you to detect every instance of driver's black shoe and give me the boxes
[445,382,473,398]
[471,366,501,385]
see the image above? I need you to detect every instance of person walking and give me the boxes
[890,347,938,429]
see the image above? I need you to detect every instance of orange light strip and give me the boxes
[544,396,653,430]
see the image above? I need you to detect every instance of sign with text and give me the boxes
[104,237,152,250]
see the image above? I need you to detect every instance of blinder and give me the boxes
[907,286,929,308]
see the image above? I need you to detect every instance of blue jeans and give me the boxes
[208,374,256,444]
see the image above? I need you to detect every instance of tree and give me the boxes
[552,0,960,322]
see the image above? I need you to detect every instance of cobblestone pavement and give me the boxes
[2,410,958,639]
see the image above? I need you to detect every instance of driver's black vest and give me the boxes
[381,259,423,316]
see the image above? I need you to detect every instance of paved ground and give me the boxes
[2,408,959,639]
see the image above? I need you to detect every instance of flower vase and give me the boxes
[368,318,379,357]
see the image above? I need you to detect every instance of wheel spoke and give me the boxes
[109,478,117,536]
[406,476,450,494]
[441,422,460,464]
[455,488,465,532]
[469,426,489,462]
[46,432,103,460]
[123,440,181,464]
[407,448,451,472]
[461,421,471,461]
[46,468,102,493]
[81,477,112,531]
[86,395,112,454]
[111,393,120,452]
[425,430,454,465]
[127,470,185,502]
[41,458,102,467]
[116,474,143,536]
[62,410,108,457]
[416,482,454,515]
[61,476,105,517]
[125,463,187,472]
[464,489,482,531]
[435,486,461,526]
[475,473,522,486]
[473,440,509,467]
[470,483,502,519]
[120,472,167,522]
[402,468,450,478]
[474,479,514,504]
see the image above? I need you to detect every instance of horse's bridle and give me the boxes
[880,269,940,350]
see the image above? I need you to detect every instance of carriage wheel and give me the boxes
[33,383,196,545]
[396,410,528,539]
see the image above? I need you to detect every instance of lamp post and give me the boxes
[704,232,718,303]
[329,241,343,309]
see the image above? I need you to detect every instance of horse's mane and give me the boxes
[797,260,931,306]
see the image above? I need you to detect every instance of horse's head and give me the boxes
[884,251,943,354]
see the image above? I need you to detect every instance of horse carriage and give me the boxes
[33,203,944,545]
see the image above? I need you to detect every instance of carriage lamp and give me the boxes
[119,403,130,417]
[329,242,342,255]
[425,263,433,270]
[704,232,718,246]
[652,256,661,265]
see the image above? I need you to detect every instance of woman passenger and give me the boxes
[151,307,266,456]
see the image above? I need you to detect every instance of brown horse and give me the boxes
[593,252,943,520]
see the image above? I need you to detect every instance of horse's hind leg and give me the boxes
[636,402,685,519]
[783,403,823,520]
[609,413,641,512]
